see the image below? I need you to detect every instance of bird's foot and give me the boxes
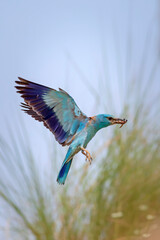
[81,147,93,165]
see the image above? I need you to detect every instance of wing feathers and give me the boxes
[15,77,87,146]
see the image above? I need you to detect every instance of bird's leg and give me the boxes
[81,147,93,165]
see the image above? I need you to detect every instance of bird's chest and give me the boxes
[83,125,97,148]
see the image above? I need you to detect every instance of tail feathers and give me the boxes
[57,159,73,185]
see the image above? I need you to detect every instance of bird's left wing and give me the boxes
[15,77,87,146]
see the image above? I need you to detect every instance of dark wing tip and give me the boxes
[18,77,28,82]
[16,77,56,92]
[15,78,30,90]
[16,77,30,85]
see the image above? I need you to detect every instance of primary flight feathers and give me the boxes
[15,77,87,146]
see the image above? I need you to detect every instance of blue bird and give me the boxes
[15,77,127,184]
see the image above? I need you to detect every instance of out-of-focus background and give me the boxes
[0,0,160,239]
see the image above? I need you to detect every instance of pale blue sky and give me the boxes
[0,0,159,170]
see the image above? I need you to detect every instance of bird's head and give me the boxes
[96,114,127,129]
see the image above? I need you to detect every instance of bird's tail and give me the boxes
[57,158,73,185]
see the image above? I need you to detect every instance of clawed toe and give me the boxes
[81,147,93,165]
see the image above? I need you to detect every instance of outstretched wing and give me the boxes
[15,77,87,146]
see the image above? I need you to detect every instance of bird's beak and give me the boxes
[110,118,127,128]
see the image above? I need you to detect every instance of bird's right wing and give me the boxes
[15,77,88,146]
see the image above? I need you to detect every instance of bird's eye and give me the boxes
[107,117,113,121]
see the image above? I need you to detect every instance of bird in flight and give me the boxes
[15,77,127,185]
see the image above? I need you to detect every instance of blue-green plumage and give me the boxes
[15,77,127,184]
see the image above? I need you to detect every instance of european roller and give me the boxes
[15,77,127,185]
